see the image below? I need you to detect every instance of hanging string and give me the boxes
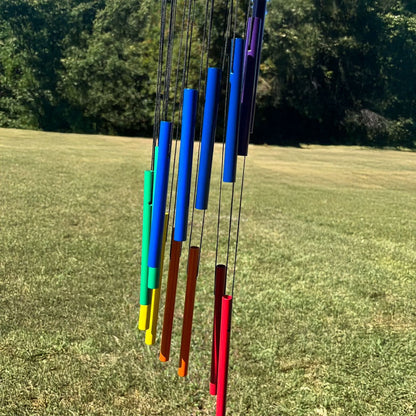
[188,0,215,249]
[214,0,234,271]
[224,0,241,282]
[228,0,252,300]
[231,156,246,297]
[167,0,188,227]
[162,0,178,121]
[220,0,233,70]
[245,0,252,33]
[167,0,195,233]
[184,0,197,89]
[151,0,168,170]
[225,181,235,270]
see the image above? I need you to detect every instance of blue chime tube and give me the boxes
[238,17,261,157]
[195,68,222,210]
[223,38,244,183]
[148,121,172,289]
[174,88,198,242]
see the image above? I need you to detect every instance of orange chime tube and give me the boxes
[159,237,182,362]
[215,295,233,416]
[210,265,227,395]
[178,246,200,377]
[145,212,169,345]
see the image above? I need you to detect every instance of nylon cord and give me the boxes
[151,0,168,170]
[193,0,215,256]
[223,0,241,283]
[214,0,234,275]
[183,0,195,89]
[188,0,214,250]
[166,0,187,230]
[231,156,246,297]
[225,181,235,270]
[230,0,250,298]
[167,0,194,235]
[162,0,178,121]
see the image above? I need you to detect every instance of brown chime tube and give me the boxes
[159,237,182,362]
[178,246,200,377]
[210,265,227,395]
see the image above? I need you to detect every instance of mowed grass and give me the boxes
[1,127,415,415]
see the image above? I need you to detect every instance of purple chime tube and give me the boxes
[238,17,261,157]
[250,0,267,133]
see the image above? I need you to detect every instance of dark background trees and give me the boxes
[0,0,415,147]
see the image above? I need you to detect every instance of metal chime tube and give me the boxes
[136,3,268,415]
[210,265,227,395]
[148,121,172,289]
[159,237,182,362]
[223,38,244,183]
[174,88,199,241]
[250,0,267,133]
[138,170,154,330]
[216,295,233,416]
[196,67,222,210]
[160,88,198,362]
[145,212,169,345]
[238,17,261,157]
[178,246,200,377]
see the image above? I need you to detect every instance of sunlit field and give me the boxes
[1,128,415,415]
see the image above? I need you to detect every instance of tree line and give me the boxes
[0,0,415,148]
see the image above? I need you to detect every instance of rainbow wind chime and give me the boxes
[138,0,267,413]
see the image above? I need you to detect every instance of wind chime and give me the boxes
[138,0,267,413]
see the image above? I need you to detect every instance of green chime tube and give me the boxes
[138,169,154,330]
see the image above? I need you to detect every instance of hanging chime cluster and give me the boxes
[138,0,267,414]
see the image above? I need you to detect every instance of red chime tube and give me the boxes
[216,295,233,416]
[160,237,182,362]
[210,265,227,395]
[178,246,200,377]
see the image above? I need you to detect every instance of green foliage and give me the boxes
[0,0,415,146]
[256,0,416,147]
[0,0,74,130]
[0,23,38,128]
[61,0,157,136]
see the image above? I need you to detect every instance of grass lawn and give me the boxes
[1,128,415,415]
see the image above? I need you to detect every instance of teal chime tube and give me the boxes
[223,38,244,183]
[195,68,222,210]
[174,88,198,241]
[148,121,172,289]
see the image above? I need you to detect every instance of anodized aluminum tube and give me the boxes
[215,295,233,416]
[148,121,172,289]
[138,169,154,331]
[250,0,267,134]
[238,17,261,157]
[145,212,169,345]
[159,237,182,362]
[210,265,227,395]
[178,246,200,377]
[223,38,244,183]
[174,89,198,241]
[195,68,222,210]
